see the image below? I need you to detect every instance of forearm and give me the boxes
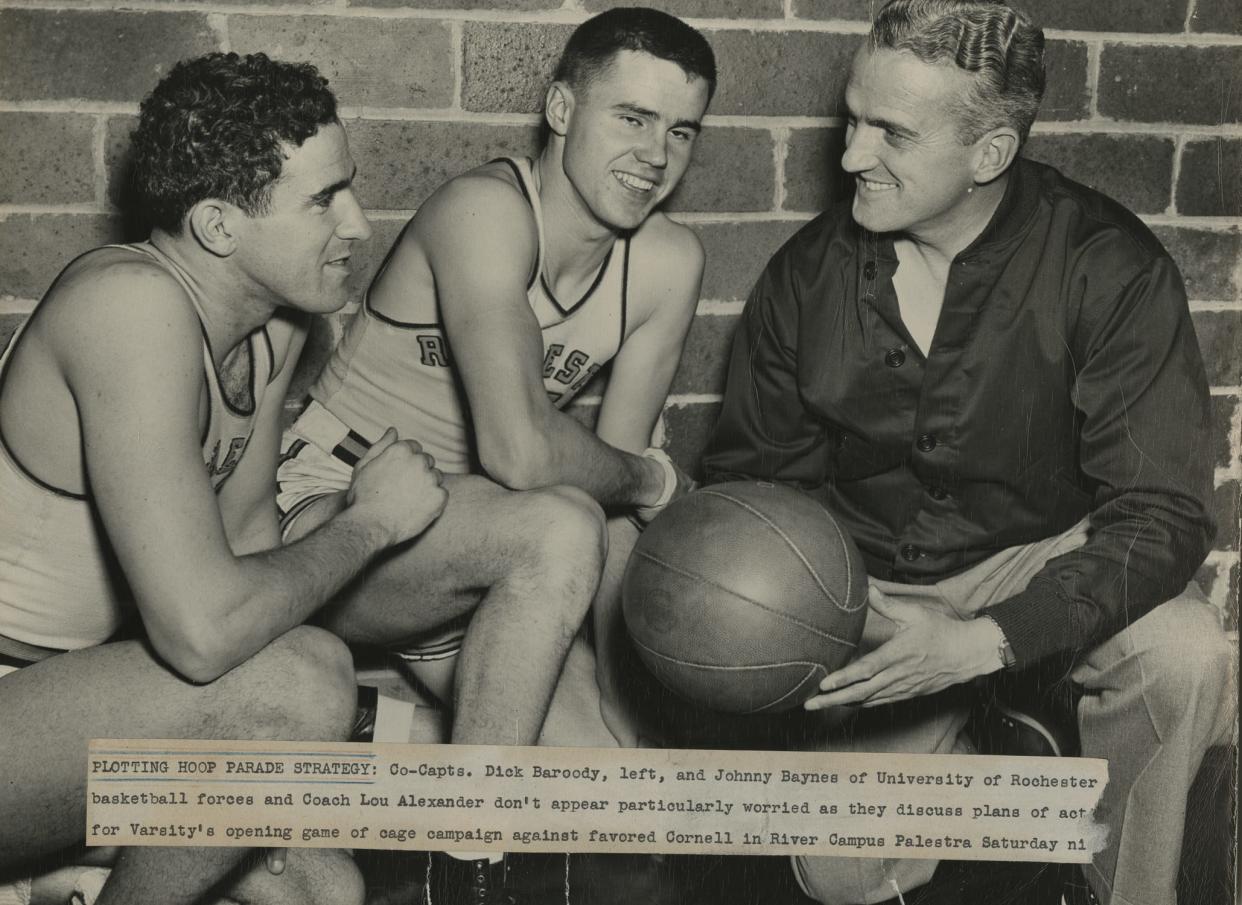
[482,409,665,508]
[167,508,391,682]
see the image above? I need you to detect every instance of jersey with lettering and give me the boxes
[307,157,632,474]
[0,242,274,650]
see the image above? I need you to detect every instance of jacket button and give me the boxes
[900,544,920,562]
[916,434,937,452]
[884,348,906,368]
[863,261,877,279]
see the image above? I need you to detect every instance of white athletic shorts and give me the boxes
[277,402,466,662]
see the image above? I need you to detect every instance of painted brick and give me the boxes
[229,16,452,110]
[103,115,139,216]
[346,120,540,211]
[1213,480,1240,551]
[1190,0,1242,34]
[1023,134,1174,214]
[0,214,123,298]
[1018,0,1188,32]
[691,219,805,300]
[670,312,739,396]
[1152,227,1242,301]
[708,30,862,117]
[1211,395,1239,470]
[1177,139,1242,218]
[585,0,782,16]
[666,127,774,213]
[0,10,217,103]
[1099,45,1242,125]
[1192,310,1242,387]
[1040,41,1091,122]
[287,313,343,403]
[0,114,97,206]
[784,127,849,213]
[662,400,722,477]
[346,217,406,301]
[462,22,574,114]
[357,0,555,9]
[792,0,878,21]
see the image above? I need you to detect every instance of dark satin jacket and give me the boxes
[702,157,1215,666]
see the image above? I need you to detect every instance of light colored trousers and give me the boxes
[794,520,1237,905]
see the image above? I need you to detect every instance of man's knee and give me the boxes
[250,626,357,742]
[523,485,608,575]
[1126,600,1234,722]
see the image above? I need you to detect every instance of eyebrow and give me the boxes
[308,166,358,205]
[843,98,918,140]
[614,102,702,133]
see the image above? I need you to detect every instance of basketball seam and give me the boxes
[631,637,834,673]
[631,639,827,714]
[698,488,866,614]
[635,548,861,650]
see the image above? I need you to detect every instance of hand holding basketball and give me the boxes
[348,427,448,545]
[804,587,1005,710]
[623,481,868,714]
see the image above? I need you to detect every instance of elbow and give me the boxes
[149,625,238,685]
[478,431,554,491]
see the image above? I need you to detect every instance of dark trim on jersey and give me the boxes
[540,242,615,318]
[619,235,631,349]
[261,326,276,385]
[492,157,540,294]
[197,323,258,419]
[361,214,426,329]
[363,286,441,331]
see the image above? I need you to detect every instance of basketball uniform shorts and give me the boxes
[277,401,466,662]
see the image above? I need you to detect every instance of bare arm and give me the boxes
[60,266,444,683]
[423,179,699,506]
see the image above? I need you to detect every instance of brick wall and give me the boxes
[0,0,1238,628]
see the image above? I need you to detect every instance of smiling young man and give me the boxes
[274,10,713,900]
[0,53,449,905]
[702,2,1235,904]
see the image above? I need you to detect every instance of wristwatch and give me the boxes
[984,614,1016,669]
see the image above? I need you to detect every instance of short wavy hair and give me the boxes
[553,7,717,103]
[130,53,338,234]
[869,0,1045,145]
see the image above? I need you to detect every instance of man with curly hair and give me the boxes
[702,1,1235,903]
[0,52,446,904]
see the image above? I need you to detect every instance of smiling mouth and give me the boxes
[613,171,658,193]
[325,256,351,268]
[857,177,897,193]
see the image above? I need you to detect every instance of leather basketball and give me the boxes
[622,481,868,714]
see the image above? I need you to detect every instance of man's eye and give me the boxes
[621,116,643,127]
[670,130,695,142]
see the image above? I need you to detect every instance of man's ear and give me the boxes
[544,81,574,138]
[973,126,1020,185]
[186,199,239,258]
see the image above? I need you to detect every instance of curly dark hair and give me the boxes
[129,52,338,234]
[870,0,1045,145]
[553,8,717,103]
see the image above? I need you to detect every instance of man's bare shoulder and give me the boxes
[630,212,705,275]
[39,246,202,366]
[410,161,537,241]
[626,213,705,315]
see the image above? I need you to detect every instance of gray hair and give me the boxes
[869,0,1045,145]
